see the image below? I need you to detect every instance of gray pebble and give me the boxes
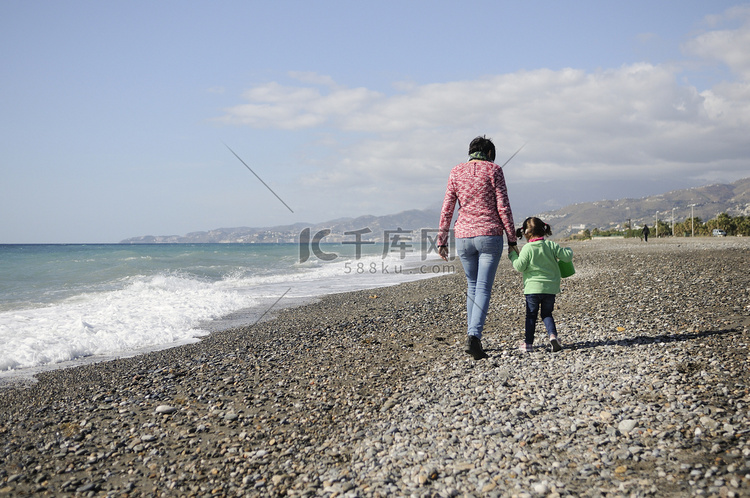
[1,238,749,497]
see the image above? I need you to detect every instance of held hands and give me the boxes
[439,244,518,260]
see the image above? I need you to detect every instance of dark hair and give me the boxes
[468,136,496,162]
[516,217,552,239]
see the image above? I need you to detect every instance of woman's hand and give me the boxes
[438,246,449,261]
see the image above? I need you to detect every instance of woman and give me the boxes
[438,136,518,360]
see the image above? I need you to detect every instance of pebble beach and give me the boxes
[1,237,749,497]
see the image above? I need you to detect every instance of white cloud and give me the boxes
[217,9,750,219]
[220,81,383,129]
[684,5,750,80]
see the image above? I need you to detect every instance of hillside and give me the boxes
[120,209,442,244]
[537,177,750,237]
[121,178,750,243]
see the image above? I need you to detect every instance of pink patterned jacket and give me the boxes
[438,160,517,247]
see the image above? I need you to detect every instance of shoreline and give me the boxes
[1,237,749,496]
[0,253,451,386]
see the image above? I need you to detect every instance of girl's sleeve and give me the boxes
[555,244,573,263]
[437,172,457,247]
[509,247,528,272]
[493,167,517,244]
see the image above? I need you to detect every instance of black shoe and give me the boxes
[550,336,563,352]
[465,335,488,360]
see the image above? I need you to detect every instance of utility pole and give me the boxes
[672,207,675,237]
[626,207,631,236]
[655,212,658,238]
[690,204,695,237]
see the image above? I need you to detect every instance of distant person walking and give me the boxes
[509,217,573,353]
[438,136,518,360]
[642,224,650,242]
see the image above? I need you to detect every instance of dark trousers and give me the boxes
[525,294,557,344]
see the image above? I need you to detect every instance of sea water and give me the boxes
[0,243,452,379]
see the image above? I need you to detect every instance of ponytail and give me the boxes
[521,217,553,238]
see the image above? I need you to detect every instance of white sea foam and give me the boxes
[0,246,452,376]
[0,274,256,372]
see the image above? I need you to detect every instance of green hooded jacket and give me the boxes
[509,239,573,294]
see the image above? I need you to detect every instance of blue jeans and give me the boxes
[457,236,503,339]
[525,294,557,344]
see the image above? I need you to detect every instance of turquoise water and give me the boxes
[0,243,450,375]
[0,244,299,311]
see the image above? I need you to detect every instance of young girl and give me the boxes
[508,217,573,353]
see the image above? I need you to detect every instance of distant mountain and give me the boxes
[121,178,750,243]
[535,177,750,237]
[120,209,443,244]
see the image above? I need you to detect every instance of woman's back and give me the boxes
[442,160,513,240]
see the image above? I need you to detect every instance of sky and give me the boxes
[2,1,749,243]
